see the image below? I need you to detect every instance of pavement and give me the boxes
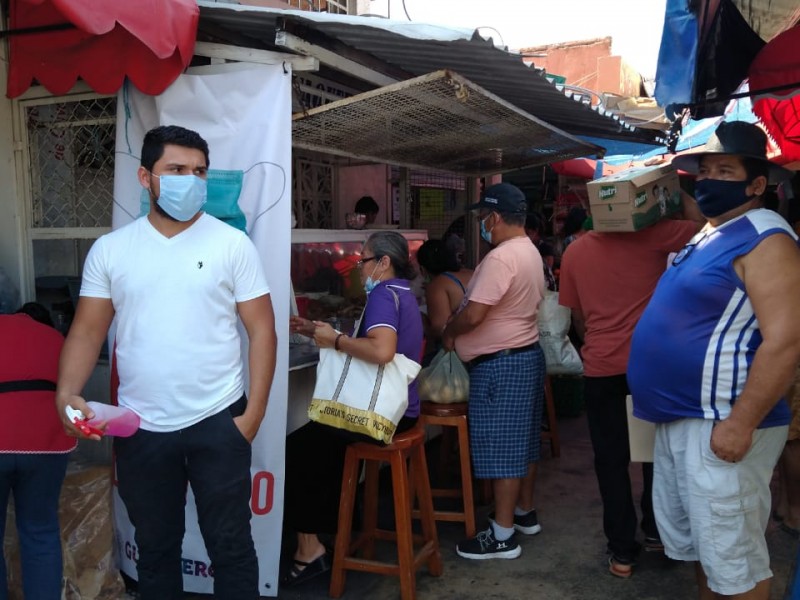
[132,413,799,600]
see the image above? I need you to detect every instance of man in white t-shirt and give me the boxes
[56,125,277,600]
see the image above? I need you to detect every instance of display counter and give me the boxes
[286,228,427,433]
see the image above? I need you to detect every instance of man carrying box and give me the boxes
[559,176,701,577]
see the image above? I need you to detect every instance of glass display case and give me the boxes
[290,228,427,322]
[288,228,427,372]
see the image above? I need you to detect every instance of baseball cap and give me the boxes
[469,183,528,214]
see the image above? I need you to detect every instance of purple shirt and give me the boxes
[357,278,423,418]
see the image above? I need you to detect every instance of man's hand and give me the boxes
[289,316,316,337]
[710,418,754,463]
[233,414,260,443]
[55,393,103,440]
[442,330,455,351]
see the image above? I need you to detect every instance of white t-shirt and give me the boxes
[81,214,270,431]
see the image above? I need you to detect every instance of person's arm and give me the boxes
[710,233,800,462]
[425,277,453,339]
[55,297,115,439]
[314,321,397,364]
[441,301,491,350]
[570,307,586,343]
[237,294,277,443]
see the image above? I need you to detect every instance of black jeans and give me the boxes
[584,375,657,562]
[115,396,258,600]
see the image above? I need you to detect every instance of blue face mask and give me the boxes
[480,215,493,244]
[694,178,756,218]
[364,263,381,295]
[153,174,208,221]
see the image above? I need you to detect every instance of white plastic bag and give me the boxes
[537,291,584,375]
[417,349,470,404]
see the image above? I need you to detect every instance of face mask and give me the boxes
[480,215,493,244]
[153,174,207,221]
[694,179,756,218]
[364,262,381,295]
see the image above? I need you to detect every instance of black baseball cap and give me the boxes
[469,183,528,214]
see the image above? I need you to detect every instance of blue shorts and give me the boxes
[468,346,545,479]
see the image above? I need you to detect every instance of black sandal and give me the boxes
[281,552,332,588]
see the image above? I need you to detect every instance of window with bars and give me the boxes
[21,95,116,332]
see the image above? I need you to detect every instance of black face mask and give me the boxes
[694,179,757,218]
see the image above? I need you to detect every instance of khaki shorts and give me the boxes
[653,419,788,596]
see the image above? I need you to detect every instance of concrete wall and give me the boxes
[336,163,390,227]
[597,55,643,97]
[522,38,613,99]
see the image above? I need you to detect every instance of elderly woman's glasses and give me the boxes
[357,256,379,268]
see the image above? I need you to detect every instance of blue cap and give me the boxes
[469,183,528,214]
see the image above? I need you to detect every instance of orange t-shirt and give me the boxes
[558,219,697,376]
[455,237,544,362]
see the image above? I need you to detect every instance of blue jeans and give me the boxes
[0,452,69,600]
[115,397,258,600]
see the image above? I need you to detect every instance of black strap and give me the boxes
[0,379,57,393]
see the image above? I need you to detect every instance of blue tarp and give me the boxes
[654,0,699,110]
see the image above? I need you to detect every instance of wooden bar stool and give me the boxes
[329,424,442,600]
[541,375,561,458]
[414,401,476,537]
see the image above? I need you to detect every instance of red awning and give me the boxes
[7,0,198,98]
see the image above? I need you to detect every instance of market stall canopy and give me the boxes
[292,70,601,176]
[654,0,799,118]
[749,26,800,164]
[196,1,664,151]
[5,0,198,98]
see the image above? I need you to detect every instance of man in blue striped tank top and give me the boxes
[628,122,800,599]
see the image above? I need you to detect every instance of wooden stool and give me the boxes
[541,375,561,458]
[330,424,442,600]
[415,401,476,537]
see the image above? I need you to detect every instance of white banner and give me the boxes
[111,64,291,596]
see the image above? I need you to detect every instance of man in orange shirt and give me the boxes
[443,183,546,560]
[559,209,699,577]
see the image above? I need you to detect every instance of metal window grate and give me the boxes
[26,98,116,229]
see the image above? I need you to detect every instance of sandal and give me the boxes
[281,552,331,588]
[608,556,634,579]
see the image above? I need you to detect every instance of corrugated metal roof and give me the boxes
[197,2,665,151]
[293,70,601,175]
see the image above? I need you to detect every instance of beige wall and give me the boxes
[336,164,390,227]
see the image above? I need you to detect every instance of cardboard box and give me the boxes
[587,164,681,232]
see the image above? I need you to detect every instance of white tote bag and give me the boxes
[537,290,584,375]
[308,288,421,443]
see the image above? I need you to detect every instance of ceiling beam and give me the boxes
[275,30,396,87]
[193,41,319,72]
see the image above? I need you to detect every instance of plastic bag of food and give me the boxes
[416,349,470,404]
